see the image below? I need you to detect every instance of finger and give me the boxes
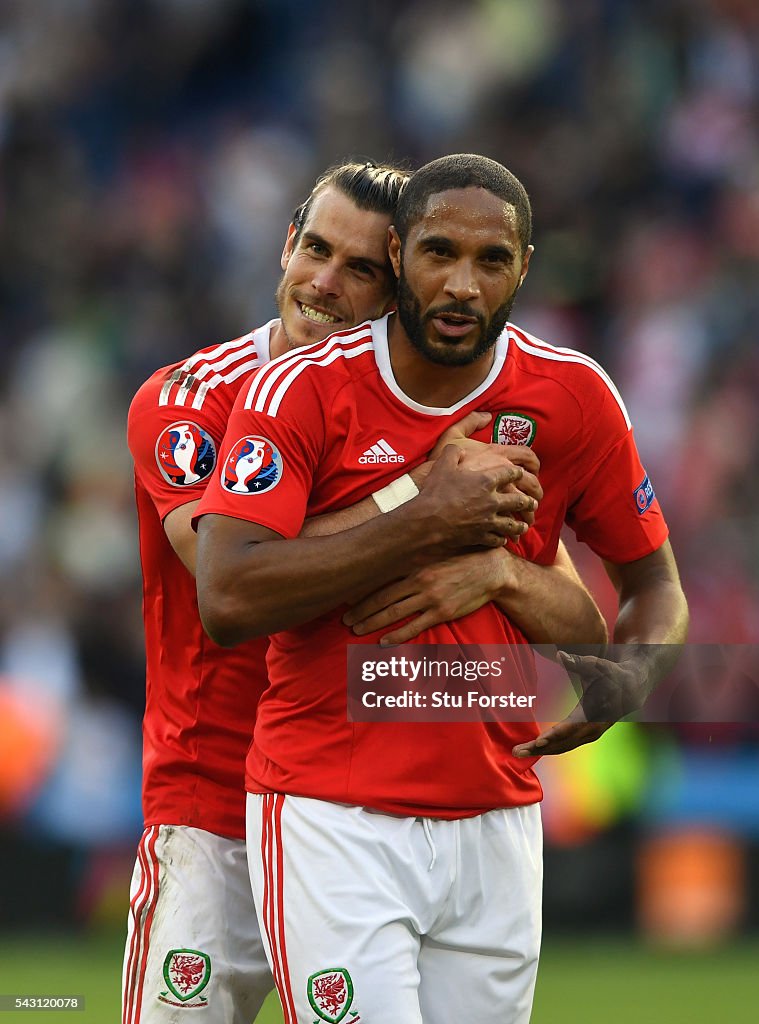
[343,580,417,627]
[490,534,512,549]
[379,611,439,647]
[481,515,526,544]
[449,410,491,439]
[480,529,515,549]
[497,517,529,540]
[351,595,425,636]
[557,650,577,670]
[510,470,543,503]
[513,732,593,757]
[517,721,569,752]
[492,462,525,487]
[496,491,538,521]
[557,651,608,671]
[515,703,588,750]
[499,496,537,526]
[557,650,610,673]
[499,445,540,474]
[430,416,491,459]
[541,723,610,754]
[512,737,548,757]
[513,720,595,757]
[491,464,543,505]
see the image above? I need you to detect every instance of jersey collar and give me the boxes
[253,319,277,364]
[371,313,510,416]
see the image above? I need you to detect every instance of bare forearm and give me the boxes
[300,463,432,538]
[300,495,378,538]
[611,578,689,689]
[613,581,688,645]
[495,551,608,645]
[606,543,689,685]
[198,509,439,643]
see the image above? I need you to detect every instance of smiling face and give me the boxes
[273,186,397,354]
[389,186,533,367]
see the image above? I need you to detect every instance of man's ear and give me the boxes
[281,223,297,270]
[388,226,402,280]
[518,244,535,288]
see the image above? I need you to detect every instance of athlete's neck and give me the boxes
[386,313,497,408]
[268,320,289,360]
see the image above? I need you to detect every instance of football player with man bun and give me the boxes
[124,158,606,1024]
[195,154,687,1024]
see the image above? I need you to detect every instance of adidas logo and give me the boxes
[358,438,406,464]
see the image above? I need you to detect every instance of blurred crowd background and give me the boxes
[1,0,759,946]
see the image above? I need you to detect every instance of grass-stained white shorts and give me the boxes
[122,824,272,1024]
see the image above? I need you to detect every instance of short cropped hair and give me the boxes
[292,160,411,240]
[394,154,532,255]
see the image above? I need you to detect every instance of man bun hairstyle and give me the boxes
[394,153,532,255]
[292,159,411,241]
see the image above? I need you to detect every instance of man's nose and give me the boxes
[443,260,479,302]
[311,261,342,297]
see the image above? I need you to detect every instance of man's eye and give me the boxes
[352,263,375,277]
[308,243,328,256]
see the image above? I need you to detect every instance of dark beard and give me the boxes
[396,267,517,367]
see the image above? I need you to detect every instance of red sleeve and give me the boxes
[193,364,327,539]
[127,369,229,521]
[565,370,669,563]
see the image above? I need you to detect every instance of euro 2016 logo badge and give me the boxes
[222,435,282,494]
[155,422,216,486]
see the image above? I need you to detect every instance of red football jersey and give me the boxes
[127,322,275,838]
[196,314,669,818]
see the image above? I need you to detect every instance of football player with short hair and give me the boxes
[124,157,607,1024]
[195,154,687,1024]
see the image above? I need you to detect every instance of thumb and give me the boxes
[451,410,491,439]
[557,650,578,669]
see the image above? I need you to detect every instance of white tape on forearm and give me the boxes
[371,473,420,513]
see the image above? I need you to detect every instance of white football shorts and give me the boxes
[122,824,273,1024]
[246,793,542,1024]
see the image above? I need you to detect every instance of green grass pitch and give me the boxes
[1,932,757,1023]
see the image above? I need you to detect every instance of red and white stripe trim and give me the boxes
[184,331,259,373]
[508,324,631,428]
[260,794,297,1024]
[122,825,161,1024]
[244,324,373,417]
[159,333,262,410]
